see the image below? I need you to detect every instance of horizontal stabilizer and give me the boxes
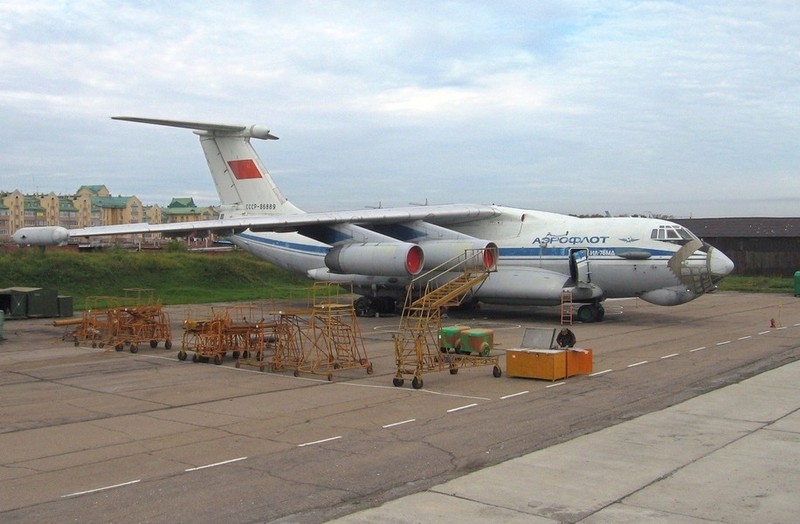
[111,116,279,140]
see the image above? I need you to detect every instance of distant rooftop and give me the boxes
[674,217,800,237]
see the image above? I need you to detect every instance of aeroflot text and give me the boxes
[531,236,610,245]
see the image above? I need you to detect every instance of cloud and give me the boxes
[0,1,798,217]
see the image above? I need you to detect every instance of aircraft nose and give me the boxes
[708,246,734,278]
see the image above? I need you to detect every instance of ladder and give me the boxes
[560,289,573,325]
[393,248,496,389]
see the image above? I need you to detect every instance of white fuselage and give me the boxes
[228,206,731,308]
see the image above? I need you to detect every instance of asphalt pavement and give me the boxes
[329,358,800,523]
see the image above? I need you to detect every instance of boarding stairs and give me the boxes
[393,248,497,389]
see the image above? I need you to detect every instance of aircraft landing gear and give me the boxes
[577,303,605,323]
[354,296,398,317]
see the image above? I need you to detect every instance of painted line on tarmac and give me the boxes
[298,436,343,447]
[590,369,612,376]
[546,382,566,388]
[500,391,529,399]
[758,330,771,335]
[738,336,752,340]
[628,360,648,368]
[660,353,680,359]
[447,403,478,413]
[383,419,416,428]
[716,340,732,346]
[62,479,141,498]
[690,346,707,353]
[185,457,248,472]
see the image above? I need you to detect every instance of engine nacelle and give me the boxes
[12,226,69,246]
[417,240,498,271]
[325,242,424,277]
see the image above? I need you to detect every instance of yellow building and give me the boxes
[0,186,217,245]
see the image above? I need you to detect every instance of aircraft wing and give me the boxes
[12,204,501,245]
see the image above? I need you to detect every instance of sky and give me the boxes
[1,1,798,218]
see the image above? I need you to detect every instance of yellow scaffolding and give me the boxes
[393,248,501,389]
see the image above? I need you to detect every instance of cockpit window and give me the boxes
[650,225,699,244]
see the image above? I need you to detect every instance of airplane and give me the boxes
[12,116,735,322]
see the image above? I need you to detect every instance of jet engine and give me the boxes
[417,240,498,271]
[12,226,69,246]
[325,242,424,277]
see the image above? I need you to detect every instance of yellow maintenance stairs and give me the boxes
[393,248,501,389]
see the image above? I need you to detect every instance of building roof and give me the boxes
[168,197,197,208]
[674,218,800,238]
[91,195,131,209]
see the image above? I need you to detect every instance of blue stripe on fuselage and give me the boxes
[237,234,676,260]
[238,232,329,255]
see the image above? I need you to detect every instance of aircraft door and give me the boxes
[570,248,591,284]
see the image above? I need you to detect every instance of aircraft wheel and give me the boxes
[412,376,423,389]
[578,304,603,322]
[493,365,502,378]
[355,297,374,317]
[392,377,404,387]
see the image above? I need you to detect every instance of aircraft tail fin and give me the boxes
[112,116,303,217]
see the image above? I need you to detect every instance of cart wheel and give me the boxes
[178,350,187,361]
[235,362,240,368]
[367,364,374,375]
[165,340,172,350]
[293,370,300,377]
[92,342,97,348]
[130,345,139,354]
[482,343,491,357]
[242,350,249,359]
[115,344,124,352]
[192,353,199,363]
[449,367,458,375]
[392,377,404,387]
[213,354,222,365]
[412,376,423,389]
[74,341,80,347]
[327,374,333,382]
[493,365,502,378]
[259,365,265,372]
[99,343,105,348]
[150,340,158,348]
